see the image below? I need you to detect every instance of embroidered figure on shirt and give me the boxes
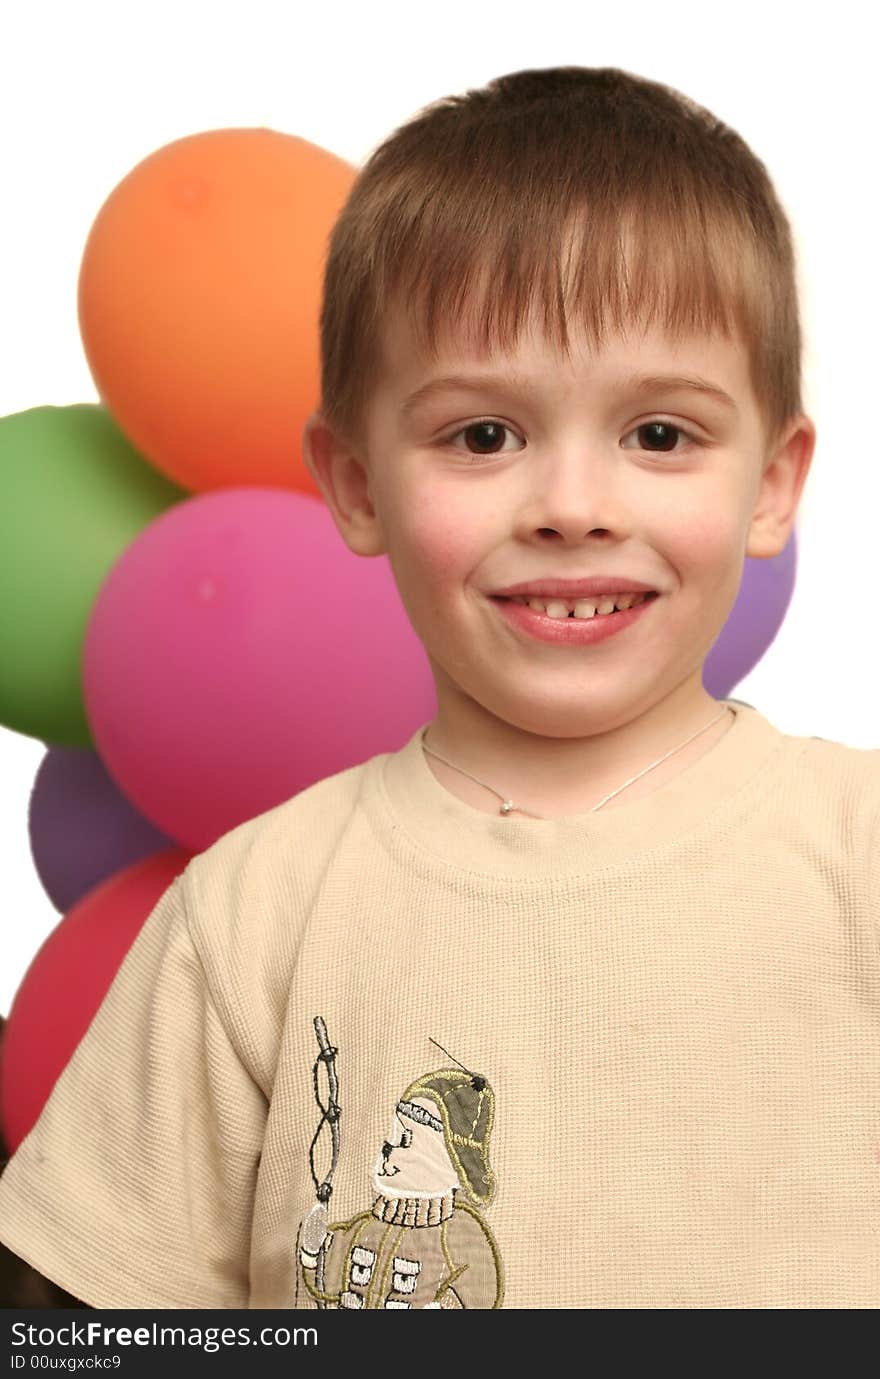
[296,1017,504,1309]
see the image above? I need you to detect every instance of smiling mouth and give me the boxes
[491,591,659,618]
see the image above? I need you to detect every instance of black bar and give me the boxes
[2,1309,541,1375]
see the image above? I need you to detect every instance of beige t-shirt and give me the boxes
[1,699,879,1309]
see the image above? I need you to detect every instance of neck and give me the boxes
[422,692,733,819]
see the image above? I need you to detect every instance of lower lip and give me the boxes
[490,593,659,645]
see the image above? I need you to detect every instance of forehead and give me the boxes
[372,301,754,420]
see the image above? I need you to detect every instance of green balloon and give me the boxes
[0,404,187,745]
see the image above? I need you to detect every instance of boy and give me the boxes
[1,65,878,1310]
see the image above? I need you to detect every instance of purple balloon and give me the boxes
[28,746,175,914]
[703,532,797,699]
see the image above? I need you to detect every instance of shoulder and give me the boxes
[731,698,880,828]
[186,754,374,900]
[778,728,880,867]
[788,730,880,816]
[178,754,381,1085]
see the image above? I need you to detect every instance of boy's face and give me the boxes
[304,308,814,746]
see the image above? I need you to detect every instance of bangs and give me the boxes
[374,182,756,372]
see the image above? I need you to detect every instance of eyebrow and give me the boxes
[398,371,738,417]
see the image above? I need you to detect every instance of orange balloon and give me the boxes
[77,129,355,494]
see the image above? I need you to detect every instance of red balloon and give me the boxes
[0,848,192,1153]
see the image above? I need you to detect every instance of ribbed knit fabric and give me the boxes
[1,698,879,1309]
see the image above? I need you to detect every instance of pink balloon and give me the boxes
[0,849,192,1154]
[82,489,436,851]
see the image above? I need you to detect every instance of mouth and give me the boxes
[488,589,660,645]
[490,590,660,618]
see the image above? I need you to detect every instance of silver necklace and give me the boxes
[421,704,733,817]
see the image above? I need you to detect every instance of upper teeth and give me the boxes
[513,592,649,619]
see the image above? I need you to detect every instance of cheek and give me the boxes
[387,467,499,579]
[400,509,481,586]
[662,500,744,571]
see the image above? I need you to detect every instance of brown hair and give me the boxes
[317,66,804,458]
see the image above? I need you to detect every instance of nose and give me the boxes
[525,450,625,544]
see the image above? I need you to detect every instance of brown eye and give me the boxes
[444,419,522,458]
[463,421,508,454]
[638,421,681,452]
[622,419,701,456]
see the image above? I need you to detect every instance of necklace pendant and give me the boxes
[499,799,515,815]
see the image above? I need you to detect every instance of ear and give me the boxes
[301,410,386,557]
[745,413,816,560]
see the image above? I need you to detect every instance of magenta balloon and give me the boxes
[82,489,437,852]
[28,746,175,914]
[703,531,798,699]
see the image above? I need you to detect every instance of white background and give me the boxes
[1,0,877,1012]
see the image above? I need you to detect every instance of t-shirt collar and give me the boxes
[369,699,790,879]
